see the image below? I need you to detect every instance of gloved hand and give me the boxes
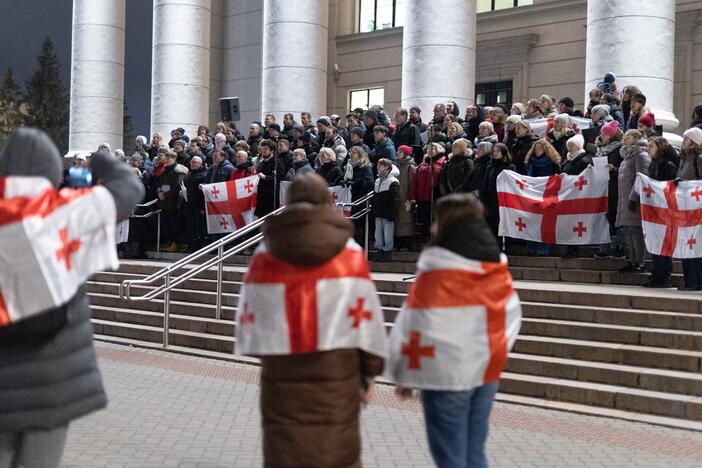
[628,200,639,212]
[672,178,681,186]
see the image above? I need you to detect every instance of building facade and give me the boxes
[68,0,702,152]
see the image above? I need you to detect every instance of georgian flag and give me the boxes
[279,181,352,217]
[386,247,521,391]
[526,116,592,138]
[0,176,118,327]
[202,175,259,234]
[634,174,702,259]
[116,219,129,243]
[497,166,611,244]
[236,239,387,357]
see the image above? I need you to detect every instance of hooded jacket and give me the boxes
[616,140,651,227]
[0,128,144,431]
[259,205,384,467]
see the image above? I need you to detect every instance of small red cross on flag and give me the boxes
[688,238,697,250]
[244,180,254,194]
[515,217,527,232]
[240,303,255,326]
[574,176,588,191]
[401,331,435,370]
[56,227,81,271]
[572,221,587,237]
[347,297,372,328]
[211,186,220,198]
[691,188,702,202]
[516,179,528,190]
[643,185,654,198]
[203,176,259,234]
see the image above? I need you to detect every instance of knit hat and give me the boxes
[350,127,364,137]
[476,141,494,156]
[316,116,332,127]
[554,114,570,127]
[567,134,585,151]
[638,112,655,128]
[683,127,702,146]
[632,93,647,106]
[600,120,620,139]
[515,120,531,131]
[559,97,574,108]
[398,145,413,156]
[506,114,522,125]
[591,104,610,117]
[603,72,616,84]
[0,128,63,187]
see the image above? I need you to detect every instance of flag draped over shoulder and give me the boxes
[634,173,702,259]
[202,175,259,234]
[236,239,387,357]
[497,167,610,244]
[0,176,118,327]
[386,247,521,391]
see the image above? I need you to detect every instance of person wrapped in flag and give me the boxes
[0,128,144,466]
[236,173,387,468]
[387,193,522,468]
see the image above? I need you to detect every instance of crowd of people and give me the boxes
[84,74,702,291]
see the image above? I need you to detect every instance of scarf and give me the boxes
[567,149,585,161]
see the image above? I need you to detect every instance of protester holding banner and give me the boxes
[616,130,651,272]
[231,150,256,180]
[389,193,521,468]
[0,128,143,467]
[547,114,575,160]
[594,120,626,259]
[510,120,539,174]
[236,173,386,468]
[254,140,285,218]
[677,128,702,290]
[481,143,515,248]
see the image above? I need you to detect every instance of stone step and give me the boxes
[514,335,702,372]
[499,372,702,421]
[506,353,702,396]
[520,318,702,351]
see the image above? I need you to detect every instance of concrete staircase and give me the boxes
[88,253,702,428]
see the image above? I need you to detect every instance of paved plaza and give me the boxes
[60,343,702,468]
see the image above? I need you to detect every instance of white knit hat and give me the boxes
[683,127,702,146]
[506,114,522,125]
[567,133,585,150]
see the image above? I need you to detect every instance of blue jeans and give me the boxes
[421,382,499,468]
[682,258,702,289]
[374,217,395,252]
[599,227,625,253]
[650,254,673,283]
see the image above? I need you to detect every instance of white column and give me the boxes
[68,0,125,154]
[150,0,211,139]
[261,0,329,120]
[585,0,678,130]
[401,0,476,114]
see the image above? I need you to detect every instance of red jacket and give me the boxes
[409,156,445,202]
[231,162,256,180]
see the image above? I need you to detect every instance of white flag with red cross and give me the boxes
[0,176,118,327]
[386,247,522,391]
[497,166,611,244]
[526,116,592,138]
[235,239,387,357]
[278,181,352,217]
[202,175,259,234]
[634,174,702,259]
[116,219,129,243]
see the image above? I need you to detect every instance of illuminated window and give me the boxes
[358,0,406,33]
[349,87,385,111]
[477,0,533,13]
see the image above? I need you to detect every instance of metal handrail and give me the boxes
[130,199,162,251]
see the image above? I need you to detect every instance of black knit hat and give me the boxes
[350,127,364,137]
[632,93,647,106]
[559,97,574,108]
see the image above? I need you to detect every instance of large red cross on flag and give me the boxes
[202,175,259,234]
[634,174,702,258]
[235,240,387,357]
[0,176,118,327]
[497,167,610,245]
[386,247,522,391]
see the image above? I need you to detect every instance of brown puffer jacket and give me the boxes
[259,204,384,468]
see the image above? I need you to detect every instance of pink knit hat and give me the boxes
[638,112,655,128]
[398,145,413,156]
[600,120,620,138]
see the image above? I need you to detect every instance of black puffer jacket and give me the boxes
[440,154,475,196]
[510,135,539,174]
[481,159,515,218]
[316,161,343,186]
[561,150,593,176]
[0,130,144,431]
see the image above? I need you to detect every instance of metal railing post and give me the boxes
[216,244,224,320]
[163,274,170,347]
[156,211,161,252]
[364,199,370,259]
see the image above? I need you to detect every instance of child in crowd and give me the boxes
[372,158,400,262]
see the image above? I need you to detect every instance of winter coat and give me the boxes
[347,164,374,203]
[470,156,490,194]
[493,122,506,143]
[277,151,294,177]
[206,159,234,184]
[409,156,446,203]
[481,159,515,218]
[208,145,235,166]
[247,134,263,157]
[0,145,144,431]
[594,137,623,226]
[176,150,191,167]
[285,160,314,181]
[395,157,417,237]
[259,205,384,468]
[463,106,486,144]
[183,165,207,210]
[616,141,651,227]
[547,128,575,160]
[439,154,475,196]
[323,135,348,163]
[391,121,421,149]
[231,161,256,180]
[526,154,559,177]
[159,162,188,210]
[677,150,702,181]
[608,103,626,129]
[649,154,678,182]
[369,137,396,166]
[510,135,539,174]
[316,161,343,186]
[561,150,593,176]
[255,156,286,217]
[473,133,498,149]
[372,172,401,221]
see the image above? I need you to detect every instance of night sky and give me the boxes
[0,0,154,138]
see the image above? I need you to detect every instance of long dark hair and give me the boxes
[492,143,512,163]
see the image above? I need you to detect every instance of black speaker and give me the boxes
[219,96,241,122]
